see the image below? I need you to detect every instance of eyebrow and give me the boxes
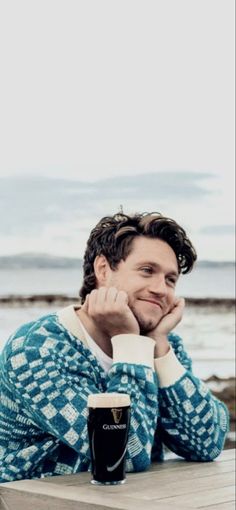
[135,261,179,278]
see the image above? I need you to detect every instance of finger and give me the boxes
[174,297,185,310]
[86,288,100,313]
[173,297,185,319]
[91,287,107,310]
[106,287,119,303]
[115,290,129,306]
[81,294,89,312]
[178,297,185,311]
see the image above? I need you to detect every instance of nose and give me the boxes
[148,274,167,296]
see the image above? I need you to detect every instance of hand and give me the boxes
[81,287,140,338]
[147,298,185,357]
[152,297,185,337]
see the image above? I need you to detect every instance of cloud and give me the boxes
[0,172,213,236]
[94,172,213,200]
[2,172,234,261]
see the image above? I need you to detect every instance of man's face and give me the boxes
[101,236,179,334]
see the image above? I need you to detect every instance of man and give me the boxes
[0,212,229,482]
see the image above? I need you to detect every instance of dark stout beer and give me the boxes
[87,393,131,485]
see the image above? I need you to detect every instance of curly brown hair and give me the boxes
[79,212,197,303]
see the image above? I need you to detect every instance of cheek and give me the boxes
[106,274,129,291]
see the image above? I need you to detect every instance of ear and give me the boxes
[94,255,111,286]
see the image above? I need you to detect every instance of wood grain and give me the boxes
[0,449,235,510]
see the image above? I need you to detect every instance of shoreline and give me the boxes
[0,295,235,308]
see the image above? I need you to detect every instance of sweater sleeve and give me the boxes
[110,334,158,472]
[155,332,229,461]
[5,330,100,477]
[5,326,158,477]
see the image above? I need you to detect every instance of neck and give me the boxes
[76,308,113,358]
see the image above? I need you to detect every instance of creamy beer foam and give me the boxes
[87,393,130,408]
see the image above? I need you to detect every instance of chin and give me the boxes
[136,316,159,335]
[131,306,161,333]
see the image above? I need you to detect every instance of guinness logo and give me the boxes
[111,407,122,424]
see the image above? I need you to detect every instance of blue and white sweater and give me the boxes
[0,305,229,482]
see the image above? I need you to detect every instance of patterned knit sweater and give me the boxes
[0,305,229,482]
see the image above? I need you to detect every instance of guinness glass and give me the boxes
[87,392,131,485]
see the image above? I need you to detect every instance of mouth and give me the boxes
[138,298,163,310]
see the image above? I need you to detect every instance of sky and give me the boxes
[0,0,235,261]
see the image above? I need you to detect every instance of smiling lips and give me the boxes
[139,298,163,309]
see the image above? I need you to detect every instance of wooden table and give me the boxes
[0,449,235,510]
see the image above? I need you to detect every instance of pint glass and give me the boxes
[87,392,131,485]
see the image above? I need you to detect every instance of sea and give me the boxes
[0,259,235,380]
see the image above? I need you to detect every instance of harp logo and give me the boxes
[111,408,122,424]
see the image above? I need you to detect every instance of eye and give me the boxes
[166,276,177,287]
[140,266,153,275]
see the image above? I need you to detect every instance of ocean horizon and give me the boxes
[0,255,235,299]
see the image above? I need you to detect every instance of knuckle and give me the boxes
[118,290,127,299]
[108,286,117,292]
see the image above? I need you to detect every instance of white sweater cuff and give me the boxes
[111,334,155,369]
[154,346,186,387]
